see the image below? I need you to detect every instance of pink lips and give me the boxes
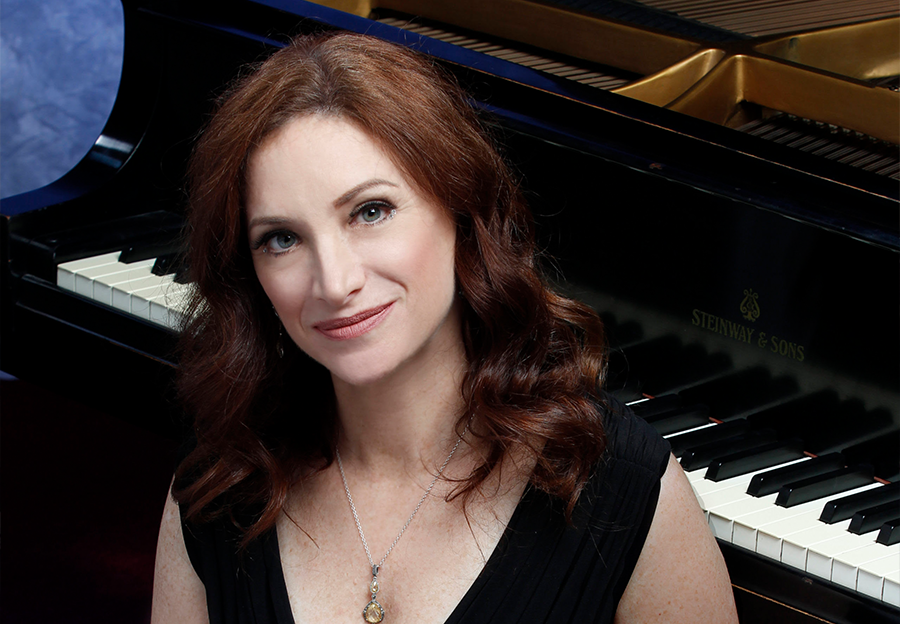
[314,302,394,341]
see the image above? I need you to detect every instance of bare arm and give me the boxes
[151,486,209,624]
[615,454,738,623]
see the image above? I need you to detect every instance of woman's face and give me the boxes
[245,115,461,387]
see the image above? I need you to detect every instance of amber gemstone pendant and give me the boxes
[363,567,385,623]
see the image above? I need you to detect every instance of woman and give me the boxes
[152,31,737,624]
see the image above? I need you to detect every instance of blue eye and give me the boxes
[254,230,298,255]
[361,206,383,223]
[272,233,296,249]
[351,201,395,226]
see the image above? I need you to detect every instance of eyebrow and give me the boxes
[247,179,400,231]
[333,178,399,208]
[247,215,291,230]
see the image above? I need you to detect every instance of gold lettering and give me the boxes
[690,310,805,361]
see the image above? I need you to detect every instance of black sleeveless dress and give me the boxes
[181,400,671,624]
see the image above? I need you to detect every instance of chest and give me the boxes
[276,476,524,624]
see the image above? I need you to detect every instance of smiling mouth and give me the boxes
[314,302,394,340]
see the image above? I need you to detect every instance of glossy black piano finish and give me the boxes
[1,1,898,622]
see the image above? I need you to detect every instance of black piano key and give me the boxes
[609,378,643,403]
[680,429,776,472]
[775,464,874,508]
[841,427,900,482]
[645,346,732,396]
[747,452,844,497]
[644,404,710,437]
[748,391,891,456]
[630,394,681,419]
[152,254,178,275]
[819,480,900,524]
[848,500,900,535]
[151,253,191,284]
[605,336,681,400]
[667,419,749,458]
[876,518,900,545]
[609,337,731,397]
[677,367,799,421]
[119,240,182,264]
[705,438,805,482]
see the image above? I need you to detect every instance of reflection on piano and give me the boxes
[1,1,897,622]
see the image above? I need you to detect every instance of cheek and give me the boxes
[408,226,457,298]
[253,261,310,319]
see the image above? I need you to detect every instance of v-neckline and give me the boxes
[267,484,538,624]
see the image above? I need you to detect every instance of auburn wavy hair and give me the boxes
[174,31,608,545]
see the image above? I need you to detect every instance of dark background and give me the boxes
[1,3,176,621]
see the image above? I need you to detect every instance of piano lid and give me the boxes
[307,0,899,179]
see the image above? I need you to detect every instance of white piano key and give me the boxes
[806,529,887,580]
[111,274,172,314]
[693,456,808,504]
[757,508,826,560]
[58,252,194,329]
[832,543,900,591]
[697,478,761,510]
[129,278,176,320]
[663,422,716,438]
[82,259,156,300]
[885,576,900,608]
[757,483,883,561]
[147,282,191,328]
[708,493,779,542]
[704,458,812,542]
[781,518,855,571]
[857,552,900,605]
[685,466,707,485]
[692,471,756,498]
[732,483,880,553]
[57,252,120,291]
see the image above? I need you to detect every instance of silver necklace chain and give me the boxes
[335,426,467,575]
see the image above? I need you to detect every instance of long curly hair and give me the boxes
[174,31,608,546]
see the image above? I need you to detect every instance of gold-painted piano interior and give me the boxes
[313,0,900,179]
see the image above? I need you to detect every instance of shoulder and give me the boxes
[596,395,671,484]
[151,487,210,623]
[613,453,739,622]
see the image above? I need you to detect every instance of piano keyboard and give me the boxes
[56,252,191,331]
[55,251,899,612]
[629,395,900,609]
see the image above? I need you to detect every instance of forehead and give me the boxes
[246,115,399,198]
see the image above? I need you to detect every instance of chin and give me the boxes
[312,348,400,388]
[329,363,398,389]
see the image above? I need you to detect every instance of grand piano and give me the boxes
[1,1,898,622]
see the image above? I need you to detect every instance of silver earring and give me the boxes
[273,306,285,358]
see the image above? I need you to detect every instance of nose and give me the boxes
[311,236,365,305]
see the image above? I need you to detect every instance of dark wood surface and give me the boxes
[0,375,177,624]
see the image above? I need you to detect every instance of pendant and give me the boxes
[362,566,385,623]
[363,600,384,623]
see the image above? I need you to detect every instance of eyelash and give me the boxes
[252,201,397,256]
[252,229,298,256]
[349,200,396,226]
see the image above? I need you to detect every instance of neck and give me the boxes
[331,338,469,476]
